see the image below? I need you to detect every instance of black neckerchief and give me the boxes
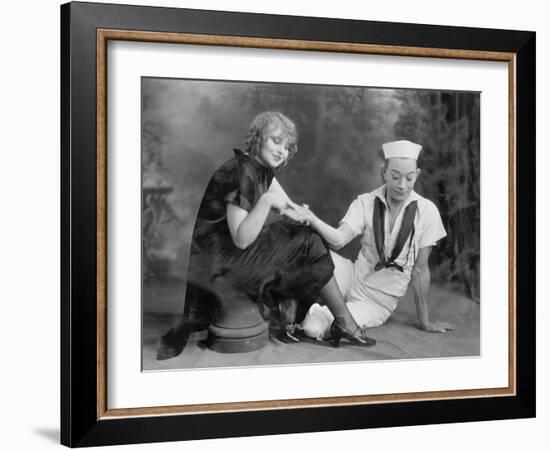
[373,196,418,272]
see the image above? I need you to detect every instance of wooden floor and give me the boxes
[142,283,480,371]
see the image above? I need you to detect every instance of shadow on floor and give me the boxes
[34,428,59,444]
[142,282,480,371]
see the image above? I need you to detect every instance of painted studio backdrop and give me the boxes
[141,78,480,370]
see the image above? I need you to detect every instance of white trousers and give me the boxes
[300,251,398,339]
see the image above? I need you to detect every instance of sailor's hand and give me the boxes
[281,203,316,225]
[280,205,308,224]
[418,321,455,333]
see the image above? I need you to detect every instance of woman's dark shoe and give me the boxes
[329,318,376,348]
[156,325,190,360]
[277,329,301,343]
[275,319,301,344]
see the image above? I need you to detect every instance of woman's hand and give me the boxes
[281,203,317,225]
[261,191,289,211]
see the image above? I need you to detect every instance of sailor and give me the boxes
[288,140,455,339]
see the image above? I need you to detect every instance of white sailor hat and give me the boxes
[382,140,422,160]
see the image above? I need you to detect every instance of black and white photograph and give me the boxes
[1,0,544,446]
[141,78,481,371]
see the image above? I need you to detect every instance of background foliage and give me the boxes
[142,78,480,302]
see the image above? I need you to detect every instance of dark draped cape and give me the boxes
[182,149,335,328]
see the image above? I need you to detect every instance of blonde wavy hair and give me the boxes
[244,111,298,167]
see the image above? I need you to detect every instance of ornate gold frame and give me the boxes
[96,29,517,420]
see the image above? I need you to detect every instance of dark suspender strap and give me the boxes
[390,200,418,261]
[373,198,418,272]
[373,197,386,263]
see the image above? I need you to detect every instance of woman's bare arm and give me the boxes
[226,192,287,250]
[268,178,297,206]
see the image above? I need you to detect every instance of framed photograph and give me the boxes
[61,1,535,447]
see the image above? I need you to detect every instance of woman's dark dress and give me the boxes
[161,149,335,355]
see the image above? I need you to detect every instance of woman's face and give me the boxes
[256,124,293,169]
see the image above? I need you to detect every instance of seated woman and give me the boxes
[157,111,375,360]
